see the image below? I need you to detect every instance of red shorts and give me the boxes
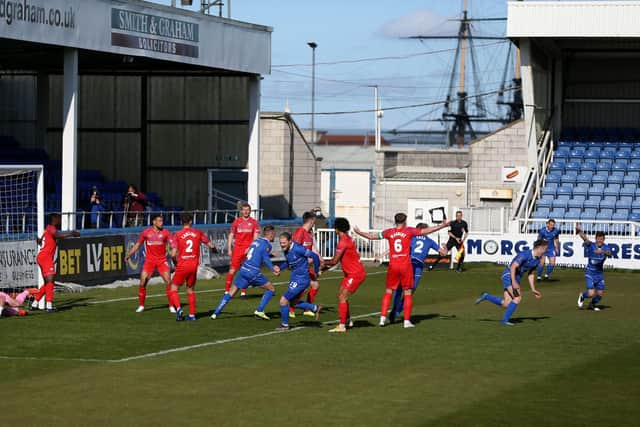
[172,264,198,287]
[143,258,170,275]
[386,264,414,290]
[37,256,56,276]
[340,271,366,293]
[230,250,247,271]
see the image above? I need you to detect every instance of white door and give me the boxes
[335,171,371,228]
[407,198,449,242]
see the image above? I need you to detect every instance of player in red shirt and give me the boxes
[125,214,173,313]
[354,213,450,328]
[32,213,80,312]
[169,213,217,321]
[291,211,321,318]
[322,217,366,333]
[225,203,260,297]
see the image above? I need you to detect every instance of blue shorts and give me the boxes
[411,259,424,290]
[501,273,521,288]
[234,268,270,290]
[544,246,557,258]
[585,274,605,291]
[283,277,310,301]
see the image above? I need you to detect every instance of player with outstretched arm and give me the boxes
[32,213,79,312]
[475,239,547,326]
[211,225,280,320]
[125,214,173,313]
[354,213,450,328]
[169,213,218,321]
[575,224,611,311]
[276,232,322,330]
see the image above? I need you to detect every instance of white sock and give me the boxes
[0,307,4,316]
[379,316,386,323]
[46,301,52,309]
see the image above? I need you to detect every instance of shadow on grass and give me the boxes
[478,315,550,324]
[412,313,458,324]
[54,297,93,311]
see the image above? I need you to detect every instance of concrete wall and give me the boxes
[468,120,528,208]
[260,113,321,218]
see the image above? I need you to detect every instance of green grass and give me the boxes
[2,264,639,426]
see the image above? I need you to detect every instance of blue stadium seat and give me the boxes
[616,150,632,160]
[596,162,612,172]
[581,209,597,220]
[580,163,596,173]
[628,162,640,173]
[583,197,600,210]
[591,174,607,185]
[576,173,593,184]
[537,198,553,209]
[554,150,569,160]
[550,208,566,219]
[550,160,566,173]
[565,161,581,172]
[630,151,640,160]
[632,200,640,211]
[612,163,628,173]
[604,184,621,197]
[541,184,557,198]
[599,199,616,211]
[552,197,569,209]
[568,196,585,210]
[546,173,561,184]
[572,184,589,198]
[616,199,632,211]
[560,174,577,185]
[630,212,640,222]
[585,148,600,159]
[557,186,573,197]
[564,210,581,221]
[601,149,616,160]
[533,208,550,218]
[588,184,605,197]
[620,196,634,204]
[623,172,639,185]
[620,185,636,197]
[607,174,623,185]
[612,211,629,222]
[596,211,612,221]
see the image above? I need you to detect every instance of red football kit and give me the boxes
[336,233,366,292]
[36,225,58,276]
[171,228,210,287]
[137,227,172,274]
[382,227,421,291]
[230,217,260,270]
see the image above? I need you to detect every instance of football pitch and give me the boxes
[2,264,639,427]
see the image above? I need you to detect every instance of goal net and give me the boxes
[0,165,44,292]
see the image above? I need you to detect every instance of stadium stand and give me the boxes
[533,129,640,230]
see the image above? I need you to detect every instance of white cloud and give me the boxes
[378,10,459,38]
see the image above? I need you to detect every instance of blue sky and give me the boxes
[150,1,512,133]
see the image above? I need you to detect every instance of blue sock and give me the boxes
[485,294,503,306]
[592,295,601,305]
[537,265,543,277]
[582,291,590,299]
[393,288,403,315]
[214,293,232,315]
[296,301,316,312]
[502,301,518,323]
[546,264,555,276]
[280,304,289,326]
[257,290,274,312]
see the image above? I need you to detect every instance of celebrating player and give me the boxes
[475,239,546,326]
[291,211,321,318]
[32,213,79,312]
[354,213,450,328]
[277,232,322,330]
[225,203,260,297]
[430,210,468,272]
[2,288,37,317]
[576,224,611,311]
[321,217,366,333]
[125,214,173,313]
[211,225,280,320]
[536,219,560,281]
[169,213,217,321]
[390,223,448,323]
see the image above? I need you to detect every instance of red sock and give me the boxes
[44,282,54,302]
[225,273,234,292]
[188,293,196,316]
[404,293,413,321]
[381,292,392,317]
[346,303,350,322]
[338,301,348,326]
[289,306,295,314]
[35,285,46,302]
[170,290,181,309]
[165,285,173,306]
[138,286,147,306]
[307,288,319,303]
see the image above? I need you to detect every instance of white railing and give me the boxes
[315,228,389,261]
[518,218,640,237]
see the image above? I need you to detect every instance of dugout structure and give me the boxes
[0,0,271,229]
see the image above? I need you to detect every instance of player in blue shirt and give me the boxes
[277,232,322,330]
[536,219,561,280]
[576,224,611,311]
[211,225,280,320]
[475,240,546,326]
[390,223,446,322]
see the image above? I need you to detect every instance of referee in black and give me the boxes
[430,210,468,272]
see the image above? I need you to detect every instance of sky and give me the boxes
[150,1,513,134]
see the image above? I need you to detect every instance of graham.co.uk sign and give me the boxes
[463,233,640,270]
[111,7,199,58]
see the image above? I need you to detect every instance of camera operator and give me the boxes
[123,184,147,227]
[90,187,105,228]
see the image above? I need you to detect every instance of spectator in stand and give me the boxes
[123,184,146,227]
[90,187,105,228]
[312,207,329,228]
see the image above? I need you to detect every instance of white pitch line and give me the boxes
[0,355,108,363]
[111,311,381,363]
[87,270,386,305]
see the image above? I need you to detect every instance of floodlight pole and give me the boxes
[308,41,318,143]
